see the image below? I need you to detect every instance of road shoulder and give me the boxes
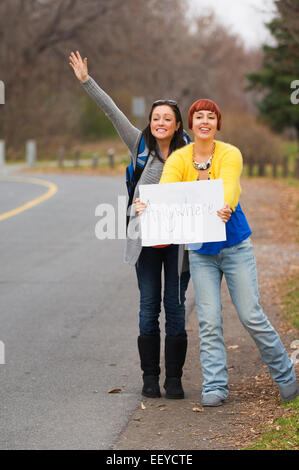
[113,178,299,450]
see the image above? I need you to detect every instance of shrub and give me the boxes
[79,95,117,140]
[218,110,283,163]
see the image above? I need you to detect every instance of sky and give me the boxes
[187,0,277,49]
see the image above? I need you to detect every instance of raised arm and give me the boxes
[69,51,141,153]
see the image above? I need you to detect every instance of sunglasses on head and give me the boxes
[152,99,178,106]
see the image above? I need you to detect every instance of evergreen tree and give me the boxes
[247,0,299,136]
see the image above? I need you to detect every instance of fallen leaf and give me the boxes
[141,402,146,410]
[108,388,122,393]
[228,345,239,350]
[193,407,204,412]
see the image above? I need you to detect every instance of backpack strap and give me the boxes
[126,135,150,226]
[126,134,149,189]
[183,129,191,144]
[135,134,150,169]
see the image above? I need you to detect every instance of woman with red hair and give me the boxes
[159,98,298,406]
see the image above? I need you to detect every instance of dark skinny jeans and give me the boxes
[135,244,190,337]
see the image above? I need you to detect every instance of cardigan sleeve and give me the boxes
[159,151,185,183]
[81,76,141,153]
[219,148,243,210]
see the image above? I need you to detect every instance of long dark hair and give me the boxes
[142,101,186,163]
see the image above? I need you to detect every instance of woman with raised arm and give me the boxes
[69,52,232,399]
[159,98,299,406]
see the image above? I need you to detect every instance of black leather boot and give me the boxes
[138,335,161,398]
[164,335,187,399]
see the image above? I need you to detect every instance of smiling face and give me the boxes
[150,105,180,141]
[192,110,218,141]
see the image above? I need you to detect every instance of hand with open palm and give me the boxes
[69,50,89,83]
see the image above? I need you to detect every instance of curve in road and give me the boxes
[0,176,58,222]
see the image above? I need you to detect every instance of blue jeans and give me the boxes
[136,245,190,337]
[189,237,296,399]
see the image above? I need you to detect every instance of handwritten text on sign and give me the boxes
[139,180,226,246]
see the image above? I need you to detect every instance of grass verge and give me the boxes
[244,397,299,450]
[244,273,299,450]
[282,275,299,330]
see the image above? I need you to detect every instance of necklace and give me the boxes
[193,142,215,171]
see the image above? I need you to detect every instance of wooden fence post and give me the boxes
[294,157,299,179]
[92,153,99,169]
[258,157,265,177]
[248,156,254,177]
[282,155,289,178]
[58,146,65,168]
[108,148,115,169]
[272,157,278,178]
[74,149,80,168]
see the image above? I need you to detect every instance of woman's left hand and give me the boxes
[217,203,232,223]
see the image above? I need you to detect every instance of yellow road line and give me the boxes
[0,176,58,221]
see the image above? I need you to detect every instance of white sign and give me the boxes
[26,140,36,167]
[0,140,5,166]
[0,341,5,364]
[139,180,226,246]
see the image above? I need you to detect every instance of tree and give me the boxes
[247,0,299,136]
[0,0,130,144]
[0,0,267,153]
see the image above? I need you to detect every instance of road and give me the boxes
[0,172,195,450]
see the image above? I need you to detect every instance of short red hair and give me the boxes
[188,99,222,130]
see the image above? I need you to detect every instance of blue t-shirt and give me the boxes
[189,202,252,255]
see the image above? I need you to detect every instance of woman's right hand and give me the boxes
[69,50,89,83]
[217,203,232,223]
[134,198,147,216]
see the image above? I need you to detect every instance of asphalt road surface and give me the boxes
[0,172,193,450]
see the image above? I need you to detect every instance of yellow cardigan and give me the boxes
[159,141,243,211]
